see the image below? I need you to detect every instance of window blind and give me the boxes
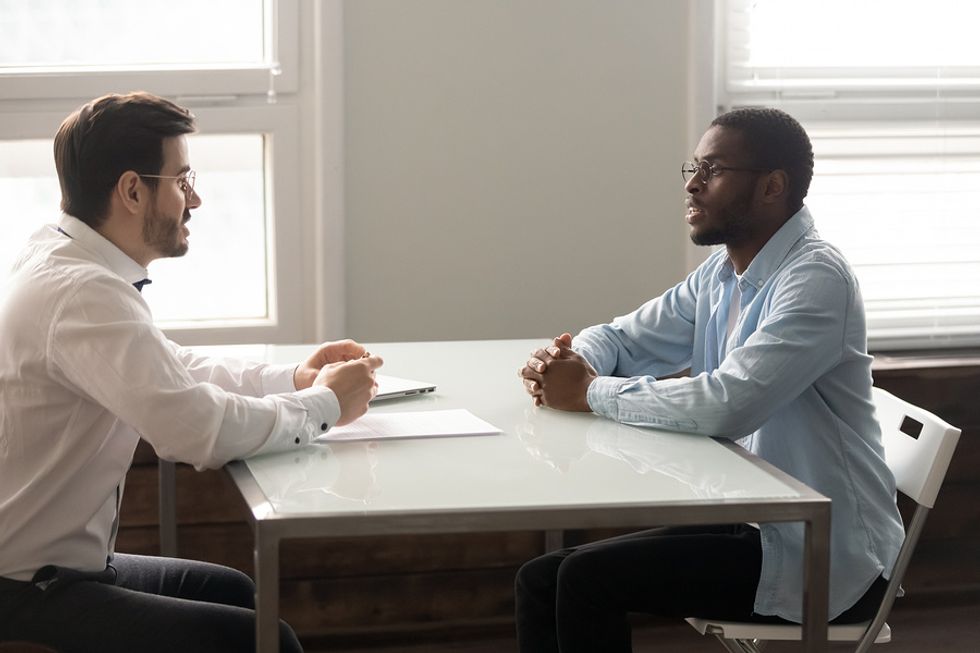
[721,0,980,350]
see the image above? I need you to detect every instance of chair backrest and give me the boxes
[873,387,961,508]
[845,388,963,653]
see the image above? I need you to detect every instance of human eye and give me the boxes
[698,161,714,181]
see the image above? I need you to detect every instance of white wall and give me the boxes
[341,0,692,342]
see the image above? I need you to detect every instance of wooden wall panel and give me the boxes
[281,568,517,632]
[874,361,980,599]
[116,520,543,581]
[120,465,249,527]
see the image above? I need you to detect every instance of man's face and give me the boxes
[684,126,763,247]
[143,135,201,260]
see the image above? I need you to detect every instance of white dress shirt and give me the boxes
[0,215,340,581]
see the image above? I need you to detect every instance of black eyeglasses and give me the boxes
[138,170,197,197]
[681,161,770,184]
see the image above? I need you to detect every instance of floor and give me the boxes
[314,596,980,652]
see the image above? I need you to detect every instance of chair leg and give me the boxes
[713,635,764,653]
[712,635,744,653]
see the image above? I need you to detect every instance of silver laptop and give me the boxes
[372,374,436,401]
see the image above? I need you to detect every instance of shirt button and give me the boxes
[294,437,300,445]
[320,422,328,431]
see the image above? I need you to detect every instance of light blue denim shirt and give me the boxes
[577,206,905,622]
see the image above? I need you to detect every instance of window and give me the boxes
[0,0,295,98]
[0,0,306,344]
[1,1,264,68]
[719,0,980,350]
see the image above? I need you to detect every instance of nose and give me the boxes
[684,173,702,194]
[187,186,202,209]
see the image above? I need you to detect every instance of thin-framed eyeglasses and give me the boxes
[138,170,197,197]
[681,161,769,184]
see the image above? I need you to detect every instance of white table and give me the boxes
[216,340,830,652]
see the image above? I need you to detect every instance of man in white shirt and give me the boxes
[0,92,381,652]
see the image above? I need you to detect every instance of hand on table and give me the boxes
[518,332,595,412]
[294,339,369,390]
[313,354,384,426]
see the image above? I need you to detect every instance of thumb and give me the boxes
[555,332,573,347]
[356,354,384,371]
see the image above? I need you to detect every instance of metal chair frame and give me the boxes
[686,387,962,653]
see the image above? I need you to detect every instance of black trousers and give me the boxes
[0,553,302,653]
[515,524,886,653]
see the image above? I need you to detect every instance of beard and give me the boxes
[689,187,756,247]
[143,203,189,259]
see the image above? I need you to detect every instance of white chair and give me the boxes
[685,387,962,653]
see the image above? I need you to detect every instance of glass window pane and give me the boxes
[805,124,980,338]
[150,134,268,322]
[745,0,980,69]
[0,134,270,324]
[0,0,264,68]
[0,139,58,276]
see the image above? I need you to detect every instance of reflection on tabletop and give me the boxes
[585,419,756,499]
[248,442,380,508]
[515,407,590,473]
[513,402,755,498]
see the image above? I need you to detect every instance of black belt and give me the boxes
[0,564,117,593]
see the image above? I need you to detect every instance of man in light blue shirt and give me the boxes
[516,107,905,653]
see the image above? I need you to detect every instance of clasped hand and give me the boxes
[295,339,384,426]
[518,332,596,412]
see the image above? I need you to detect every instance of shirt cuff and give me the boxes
[260,363,301,395]
[248,386,341,458]
[294,386,342,443]
[586,376,625,420]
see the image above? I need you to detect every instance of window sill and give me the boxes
[872,348,980,371]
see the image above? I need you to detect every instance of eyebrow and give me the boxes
[693,152,721,162]
[693,155,738,167]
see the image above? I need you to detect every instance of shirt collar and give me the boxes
[57,213,150,286]
[717,206,815,289]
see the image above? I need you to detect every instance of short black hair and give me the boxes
[711,107,813,211]
[53,92,196,228]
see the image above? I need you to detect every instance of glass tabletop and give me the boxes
[239,340,800,516]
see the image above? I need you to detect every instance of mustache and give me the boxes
[182,211,191,223]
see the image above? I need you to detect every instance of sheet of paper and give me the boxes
[317,409,501,443]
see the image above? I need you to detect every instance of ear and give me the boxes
[759,169,789,205]
[115,171,145,215]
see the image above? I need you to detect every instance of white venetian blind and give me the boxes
[725,0,980,94]
[722,0,980,350]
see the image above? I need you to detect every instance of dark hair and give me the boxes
[53,92,196,227]
[711,107,813,211]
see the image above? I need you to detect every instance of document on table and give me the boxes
[317,409,501,443]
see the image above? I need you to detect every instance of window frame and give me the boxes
[0,0,319,346]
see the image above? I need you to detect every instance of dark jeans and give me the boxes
[0,553,302,653]
[515,524,887,653]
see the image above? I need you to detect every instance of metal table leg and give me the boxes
[255,525,281,653]
[802,503,831,652]
[158,459,177,557]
